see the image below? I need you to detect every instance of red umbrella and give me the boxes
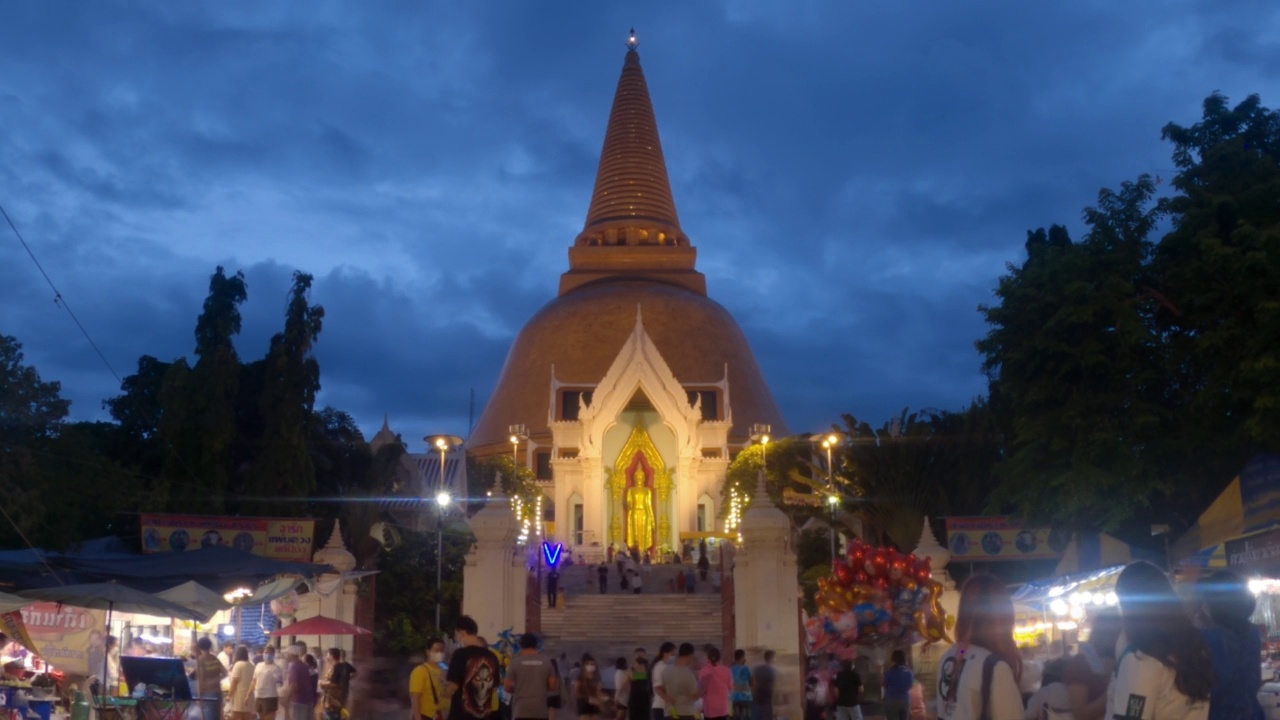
[270,615,371,636]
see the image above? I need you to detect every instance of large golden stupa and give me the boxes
[469,35,787,553]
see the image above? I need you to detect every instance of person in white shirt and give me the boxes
[249,646,286,720]
[935,574,1025,720]
[1106,562,1211,720]
[650,642,675,720]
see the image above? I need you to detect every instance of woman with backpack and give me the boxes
[936,574,1025,720]
[1109,561,1211,720]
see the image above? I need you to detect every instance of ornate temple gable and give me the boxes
[574,305,704,459]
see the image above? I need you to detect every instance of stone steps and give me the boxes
[541,593,724,661]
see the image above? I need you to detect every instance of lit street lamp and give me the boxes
[425,434,463,632]
[749,424,772,473]
[813,431,848,568]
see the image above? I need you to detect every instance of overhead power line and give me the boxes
[0,201,122,383]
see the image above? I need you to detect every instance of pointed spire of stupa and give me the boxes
[574,29,688,251]
[560,30,706,296]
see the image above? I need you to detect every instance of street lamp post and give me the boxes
[425,434,463,633]
[749,424,772,473]
[813,431,848,568]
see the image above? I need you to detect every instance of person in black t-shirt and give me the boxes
[446,616,503,720]
[832,660,863,720]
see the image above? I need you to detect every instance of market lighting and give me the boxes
[436,491,452,507]
[1105,591,1118,606]
[1056,621,1079,631]
[1050,599,1069,617]
[223,587,253,603]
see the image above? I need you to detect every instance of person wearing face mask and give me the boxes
[575,654,608,720]
[412,639,451,720]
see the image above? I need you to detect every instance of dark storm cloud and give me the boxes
[1,1,1278,442]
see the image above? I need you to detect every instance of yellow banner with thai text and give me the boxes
[140,514,316,561]
[17,602,108,676]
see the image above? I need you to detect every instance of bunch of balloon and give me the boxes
[810,539,952,650]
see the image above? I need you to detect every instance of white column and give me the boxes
[463,496,526,640]
[734,471,802,720]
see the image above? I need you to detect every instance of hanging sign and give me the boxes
[16,602,108,676]
[944,517,1068,562]
[140,514,317,561]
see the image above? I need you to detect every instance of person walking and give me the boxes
[320,648,355,719]
[730,650,752,720]
[598,564,610,594]
[194,637,229,720]
[505,633,558,720]
[650,642,675,720]
[446,616,503,720]
[627,657,652,720]
[684,567,696,594]
[880,652,912,720]
[751,651,777,720]
[574,655,607,720]
[1198,570,1265,720]
[1107,562,1211,720]
[662,644,700,720]
[698,646,732,720]
[410,639,450,720]
[227,647,255,720]
[548,569,560,608]
[613,658,630,720]
[935,574,1024,720]
[1065,609,1123,720]
[631,568,643,595]
[281,647,317,720]
[249,644,285,720]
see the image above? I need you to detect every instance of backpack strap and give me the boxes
[978,654,999,720]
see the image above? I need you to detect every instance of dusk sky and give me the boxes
[2,3,1278,447]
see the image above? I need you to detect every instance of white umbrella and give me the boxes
[156,581,229,623]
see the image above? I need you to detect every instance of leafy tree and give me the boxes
[159,266,248,513]
[0,336,133,548]
[833,404,1002,551]
[977,92,1280,534]
[1156,93,1280,449]
[103,355,171,507]
[246,272,325,511]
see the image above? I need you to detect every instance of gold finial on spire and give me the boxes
[627,27,638,50]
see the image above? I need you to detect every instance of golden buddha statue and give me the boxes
[626,468,656,550]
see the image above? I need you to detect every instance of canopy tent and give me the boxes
[155,581,230,623]
[1012,564,1126,606]
[0,544,334,593]
[1173,454,1280,567]
[0,590,31,615]
[1052,533,1146,575]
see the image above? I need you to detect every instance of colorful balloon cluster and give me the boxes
[807,540,952,653]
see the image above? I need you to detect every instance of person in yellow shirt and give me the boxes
[411,639,450,720]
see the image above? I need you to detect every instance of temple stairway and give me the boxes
[539,565,725,661]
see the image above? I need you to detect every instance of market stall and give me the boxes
[1010,564,1124,656]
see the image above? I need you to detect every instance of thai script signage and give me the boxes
[12,602,107,676]
[1226,527,1280,572]
[140,514,316,561]
[944,516,1068,562]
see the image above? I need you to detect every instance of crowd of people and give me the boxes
[934,562,1264,720]
[409,616,781,720]
[185,636,357,720]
